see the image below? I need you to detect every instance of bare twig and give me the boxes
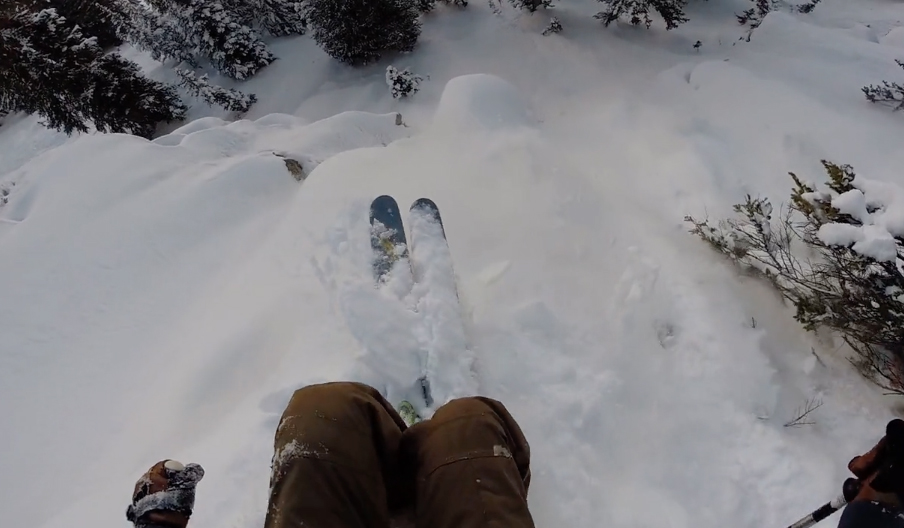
[784,397,823,427]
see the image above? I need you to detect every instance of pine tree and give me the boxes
[176,69,258,112]
[86,54,186,136]
[10,0,122,48]
[254,0,306,36]
[509,0,551,12]
[172,0,275,79]
[304,0,421,65]
[0,8,185,137]
[106,0,198,65]
[594,0,688,30]
[122,0,275,79]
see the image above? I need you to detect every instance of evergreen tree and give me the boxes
[0,8,185,137]
[305,0,421,65]
[86,54,186,136]
[254,0,306,36]
[176,68,258,112]
[9,0,122,48]
[107,0,198,65]
[171,0,275,79]
[594,0,688,30]
[121,0,274,79]
[509,0,551,12]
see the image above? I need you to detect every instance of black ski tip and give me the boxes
[411,197,439,212]
[410,198,443,226]
[370,195,401,222]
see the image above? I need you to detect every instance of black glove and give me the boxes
[126,460,205,528]
[849,419,904,505]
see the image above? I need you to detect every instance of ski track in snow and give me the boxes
[2,0,904,527]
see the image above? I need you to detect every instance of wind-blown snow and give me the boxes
[2,1,903,528]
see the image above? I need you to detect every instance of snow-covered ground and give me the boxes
[2,0,904,527]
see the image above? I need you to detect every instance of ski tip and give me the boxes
[370,195,401,220]
[411,197,439,211]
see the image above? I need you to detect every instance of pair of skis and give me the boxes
[369,195,455,426]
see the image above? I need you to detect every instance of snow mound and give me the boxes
[881,26,904,49]
[432,74,533,134]
[147,111,410,175]
[170,116,229,135]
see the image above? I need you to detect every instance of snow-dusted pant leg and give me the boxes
[264,382,409,528]
[401,397,535,528]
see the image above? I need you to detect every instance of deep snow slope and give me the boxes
[2,0,904,527]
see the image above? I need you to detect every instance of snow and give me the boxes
[832,189,869,223]
[815,176,904,262]
[2,1,904,528]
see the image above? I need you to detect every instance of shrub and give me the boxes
[686,161,904,394]
[385,65,423,98]
[863,60,904,112]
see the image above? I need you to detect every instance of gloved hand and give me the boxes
[849,419,904,506]
[126,460,205,528]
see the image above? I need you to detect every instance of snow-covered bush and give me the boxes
[510,0,552,12]
[176,69,258,112]
[0,8,185,137]
[595,0,688,30]
[863,60,904,111]
[385,66,423,98]
[543,16,562,35]
[304,0,421,65]
[686,162,904,394]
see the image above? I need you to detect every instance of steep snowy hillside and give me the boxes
[2,1,904,528]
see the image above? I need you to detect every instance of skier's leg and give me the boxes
[401,397,535,528]
[264,382,409,528]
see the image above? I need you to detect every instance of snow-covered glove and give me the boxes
[849,419,904,506]
[126,460,205,528]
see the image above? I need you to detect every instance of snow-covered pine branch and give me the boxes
[595,0,688,30]
[509,0,552,12]
[176,69,258,113]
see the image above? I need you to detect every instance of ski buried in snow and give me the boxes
[369,194,408,284]
[369,195,462,425]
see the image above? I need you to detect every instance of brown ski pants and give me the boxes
[264,382,535,528]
